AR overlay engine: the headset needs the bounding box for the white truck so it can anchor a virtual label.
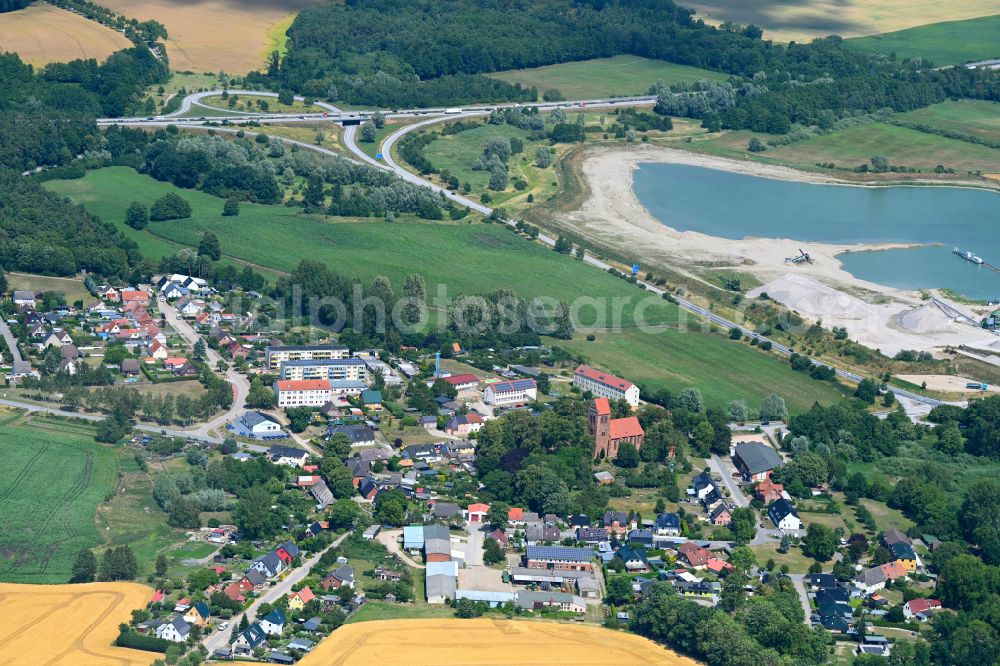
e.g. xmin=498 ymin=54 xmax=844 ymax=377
xmin=444 ymin=107 xmax=463 ymax=114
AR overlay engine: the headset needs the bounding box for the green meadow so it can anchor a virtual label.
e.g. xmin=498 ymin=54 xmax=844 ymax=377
xmin=0 ymin=413 xmax=117 ymax=583
xmin=47 ymin=166 xmax=846 ymax=411
xmin=846 ymin=14 xmax=1000 ymax=66
xmin=490 ymin=55 xmax=727 ymax=100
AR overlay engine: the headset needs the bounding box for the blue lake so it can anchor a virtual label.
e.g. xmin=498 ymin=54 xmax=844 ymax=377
xmin=632 ymin=163 xmax=1000 ymax=300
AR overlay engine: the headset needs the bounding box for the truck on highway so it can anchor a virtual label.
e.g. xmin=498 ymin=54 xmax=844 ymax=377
xmin=444 ymin=107 xmax=463 ymax=114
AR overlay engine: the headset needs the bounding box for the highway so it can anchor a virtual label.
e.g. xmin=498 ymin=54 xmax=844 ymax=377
xmin=98 ymin=90 xmax=947 ymax=408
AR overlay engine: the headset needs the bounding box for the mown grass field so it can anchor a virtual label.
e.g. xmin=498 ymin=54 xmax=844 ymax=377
xmin=693 ymin=122 xmax=1000 ymax=174
xmin=0 ymin=2 xmax=131 ymax=68
xmin=7 ymin=272 xmax=95 ymax=306
xmin=678 ymin=0 xmax=1000 ymax=43
xmin=0 ymin=412 xmax=117 ymax=584
xmin=554 ymin=327 xmax=845 ymax=413
xmin=846 ymin=14 xmax=1000 ymax=65
xmin=895 ymin=100 xmax=1000 ymax=143
xmin=489 ymin=55 xmax=727 ymax=100
xmin=44 ymin=167 xmax=678 ymax=325
xmin=93 ymin=0 xmax=321 ymax=73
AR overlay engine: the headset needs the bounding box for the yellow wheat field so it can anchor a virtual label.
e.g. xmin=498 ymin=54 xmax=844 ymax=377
xmin=0 ymin=3 xmax=131 ymax=68
xmin=682 ymin=0 xmax=1000 ymax=42
xmin=0 ymin=582 xmax=157 ymax=666
xmin=299 ymin=618 xmax=702 ymax=666
xmin=92 ymin=0 xmax=321 ymax=74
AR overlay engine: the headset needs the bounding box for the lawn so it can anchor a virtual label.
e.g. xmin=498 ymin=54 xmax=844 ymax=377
xmin=749 ymin=542 xmax=815 ymax=574
xmin=489 ymin=55 xmax=727 ymax=100
xmin=0 ymin=412 xmax=118 ymax=583
xmin=895 ymin=100 xmax=1000 ymax=144
xmin=345 ymin=600 xmax=455 ymax=624
xmin=554 ymin=327 xmax=846 ymax=413
xmin=6 ymin=272 xmax=95 ymax=306
xmin=846 ymin=14 xmax=1000 ymax=66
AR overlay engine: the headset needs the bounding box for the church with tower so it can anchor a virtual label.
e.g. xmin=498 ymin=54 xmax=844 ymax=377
xmin=588 ymin=397 xmax=644 ymax=460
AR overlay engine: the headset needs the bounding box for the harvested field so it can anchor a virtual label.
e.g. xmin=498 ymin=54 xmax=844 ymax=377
xmin=299 ymin=619 xmax=699 ymax=665
xmin=0 ymin=3 xmax=131 ymax=68
xmin=93 ymin=0 xmax=321 ymax=73
xmin=0 ymin=582 xmax=156 ymax=665
xmin=679 ymin=0 xmax=1000 ymax=42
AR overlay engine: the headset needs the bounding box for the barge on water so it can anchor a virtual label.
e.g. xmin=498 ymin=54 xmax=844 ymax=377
xmin=954 ymin=247 xmax=985 ymax=264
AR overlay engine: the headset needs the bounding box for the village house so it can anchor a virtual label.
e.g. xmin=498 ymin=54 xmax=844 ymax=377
xmin=320 ymin=565 xmax=355 ymax=591
xmin=754 ymin=477 xmax=785 ymax=503
xmin=655 ymin=512 xmax=681 ymax=537
xmin=677 ymin=542 xmax=713 ymax=569
xmin=903 ymin=598 xmax=942 ymax=621
xmin=233 ymin=623 xmax=268 ymax=656
xmin=690 ymin=470 xmax=721 ymax=504
xmin=889 ymin=541 xmax=919 ymax=572
xmin=602 ymin=510 xmax=630 ymax=535
xmin=768 ymin=498 xmax=802 ymax=531
xmin=442 ymin=373 xmax=479 ymax=392
xmin=156 ymin=617 xmax=191 ymax=643
xmin=268 ymin=444 xmax=309 ymax=467
xmin=710 ymin=503 xmax=733 ymax=526
xmin=287 ymin=587 xmax=316 ymax=610
xmin=516 ymin=591 xmax=587 ymax=614
xmin=444 ymin=412 xmax=484 ymax=437
xmin=182 ymin=601 xmax=210 ymax=627
xmin=259 ymin=608 xmax=287 ymax=636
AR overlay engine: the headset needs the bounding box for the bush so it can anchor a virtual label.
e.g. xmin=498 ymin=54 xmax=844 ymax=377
xmin=222 ymin=197 xmax=240 ymax=216
xmin=116 ymin=630 xmax=170 ymax=653
xmin=150 ymin=193 xmax=192 ymax=221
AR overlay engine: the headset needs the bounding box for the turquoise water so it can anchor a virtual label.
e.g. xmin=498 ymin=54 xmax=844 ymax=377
xmin=632 ymin=163 xmax=1000 ymax=300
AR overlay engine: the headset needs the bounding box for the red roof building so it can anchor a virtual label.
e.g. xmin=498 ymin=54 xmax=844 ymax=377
xmin=678 ymin=542 xmax=712 ymax=568
xmin=120 ymin=290 xmax=149 ymax=304
xmin=573 ymin=364 xmax=640 ymax=407
xmin=589 ymin=399 xmax=644 ymax=460
xmin=508 ymin=507 xmax=524 ymax=524
xmin=443 ymin=374 xmax=479 ymax=390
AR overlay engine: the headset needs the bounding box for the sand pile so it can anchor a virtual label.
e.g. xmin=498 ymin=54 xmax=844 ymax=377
xmin=749 ymin=273 xmax=872 ymax=320
xmin=896 ymin=302 xmax=956 ymax=334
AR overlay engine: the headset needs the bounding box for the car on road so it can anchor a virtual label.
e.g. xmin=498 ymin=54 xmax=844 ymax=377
xmin=218 ymin=622 xmax=229 ymax=631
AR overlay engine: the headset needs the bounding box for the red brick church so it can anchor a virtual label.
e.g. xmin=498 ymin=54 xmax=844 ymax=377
xmin=589 ymin=398 xmax=644 ymax=459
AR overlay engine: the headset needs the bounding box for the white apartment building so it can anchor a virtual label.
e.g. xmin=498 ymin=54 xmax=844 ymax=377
xmin=264 ymin=344 xmax=350 ymax=370
xmin=573 ymin=364 xmax=640 ymax=407
xmin=483 ymin=378 xmax=537 ymax=406
xmin=279 ymin=357 xmax=367 ymax=382
xmin=274 ymin=379 xmax=334 ymax=407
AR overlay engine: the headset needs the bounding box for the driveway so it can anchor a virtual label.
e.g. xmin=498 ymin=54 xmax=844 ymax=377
xmin=708 ymin=455 xmax=749 ymax=508
xmin=0 ymin=320 xmax=24 ymax=363
xmin=787 ymin=574 xmax=813 ymax=625
xmin=202 ymin=530 xmax=352 ymax=654
xmin=376 ymin=529 xmax=424 ymax=569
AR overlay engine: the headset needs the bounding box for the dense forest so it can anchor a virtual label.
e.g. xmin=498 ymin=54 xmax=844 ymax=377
xmin=0 ymin=170 xmax=141 ymax=277
xmin=257 ymin=0 xmax=1000 ymax=132
xmin=0 ymin=0 xmax=29 ymax=12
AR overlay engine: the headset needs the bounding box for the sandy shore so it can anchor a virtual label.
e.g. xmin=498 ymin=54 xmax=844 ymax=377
xmin=557 ymin=145 xmax=1000 ymax=356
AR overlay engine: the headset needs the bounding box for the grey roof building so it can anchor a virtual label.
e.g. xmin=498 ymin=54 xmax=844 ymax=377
xmin=733 ymin=442 xmax=783 ymax=480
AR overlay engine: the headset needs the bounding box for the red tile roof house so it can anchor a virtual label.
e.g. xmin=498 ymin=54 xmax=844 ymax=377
xmin=903 ymin=598 xmax=942 ymax=621
xmin=489 ymin=528 xmax=509 ymax=547
xmin=120 ymin=289 xmax=150 ymax=304
xmin=677 ymin=542 xmax=712 ymax=568
xmin=755 ymin=477 xmax=785 ymax=504
xmin=508 ymin=507 xmax=525 ymax=525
